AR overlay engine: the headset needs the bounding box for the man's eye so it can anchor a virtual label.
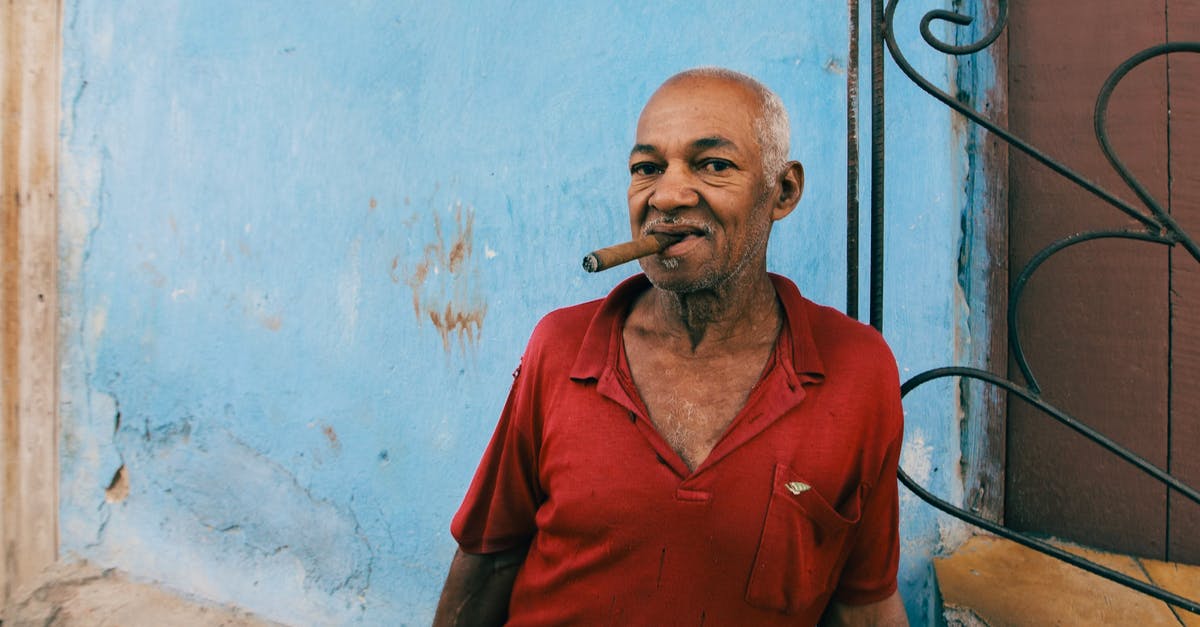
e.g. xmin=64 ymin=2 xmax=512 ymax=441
xmin=701 ymin=159 xmax=733 ymax=173
xmin=630 ymin=163 xmax=662 ymax=176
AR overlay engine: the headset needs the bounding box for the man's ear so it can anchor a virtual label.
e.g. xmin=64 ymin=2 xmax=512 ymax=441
xmin=771 ymin=161 xmax=804 ymax=221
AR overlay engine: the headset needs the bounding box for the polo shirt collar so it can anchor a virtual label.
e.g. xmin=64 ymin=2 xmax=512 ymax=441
xmin=568 ymin=273 xmax=826 ymax=382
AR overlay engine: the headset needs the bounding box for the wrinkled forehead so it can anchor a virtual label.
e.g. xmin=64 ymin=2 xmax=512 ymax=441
xmin=635 ymin=76 xmax=764 ymax=145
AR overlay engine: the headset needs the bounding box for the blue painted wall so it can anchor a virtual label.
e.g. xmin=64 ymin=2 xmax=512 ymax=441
xmin=58 ymin=1 xmax=989 ymax=624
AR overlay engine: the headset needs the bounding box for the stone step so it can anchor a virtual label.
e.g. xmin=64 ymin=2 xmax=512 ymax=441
xmin=935 ymin=534 xmax=1200 ymax=626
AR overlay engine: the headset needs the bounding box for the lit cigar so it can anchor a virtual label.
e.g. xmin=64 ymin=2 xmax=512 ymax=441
xmin=582 ymin=233 xmax=683 ymax=273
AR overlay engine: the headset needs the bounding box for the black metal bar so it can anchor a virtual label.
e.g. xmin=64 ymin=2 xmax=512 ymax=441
xmin=876 ymin=0 xmax=1200 ymax=615
xmin=847 ymin=0 xmax=861 ymax=319
xmin=881 ymin=0 xmax=1162 ymax=230
xmin=903 ymin=367 xmax=1200 ymax=506
xmin=1007 ymin=229 xmax=1175 ymax=393
xmin=899 ymin=367 xmax=1200 ymax=614
xmin=870 ymin=0 xmax=885 ymax=331
xmin=1094 ymin=42 xmax=1200 ymax=264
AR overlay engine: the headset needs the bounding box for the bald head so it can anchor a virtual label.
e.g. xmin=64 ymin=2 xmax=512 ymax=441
xmin=651 ymin=68 xmax=791 ymax=179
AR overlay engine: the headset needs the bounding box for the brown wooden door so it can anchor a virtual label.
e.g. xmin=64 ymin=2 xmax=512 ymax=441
xmin=1005 ymin=1 xmax=1200 ymax=563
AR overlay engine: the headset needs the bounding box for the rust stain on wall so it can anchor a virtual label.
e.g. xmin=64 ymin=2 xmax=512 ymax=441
xmin=388 ymin=256 xmax=401 ymax=284
xmin=428 ymin=305 xmax=486 ymax=355
xmin=260 ymin=314 xmax=283 ymax=331
xmin=400 ymin=202 xmax=487 ymax=354
xmin=405 ymin=258 xmax=429 ymax=319
xmin=322 ymin=425 xmax=340 ymax=452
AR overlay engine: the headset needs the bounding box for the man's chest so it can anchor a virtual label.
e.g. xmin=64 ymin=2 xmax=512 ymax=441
xmin=623 ymin=339 xmax=775 ymax=470
xmin=535 ymin=367 xmax=861 ymax=515
xmin=636 ymin=367 xmax=762 ymax=468
xmin=525 ymin=375 xmax=872 ymax=617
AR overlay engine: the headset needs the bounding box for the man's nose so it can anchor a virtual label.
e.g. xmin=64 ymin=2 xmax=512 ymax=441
xmin=649 ymin=165 xmax=699 ymax=212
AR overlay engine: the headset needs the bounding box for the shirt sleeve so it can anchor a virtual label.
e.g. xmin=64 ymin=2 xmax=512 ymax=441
xmin=831 ymin=368 xmax=903 ymax=605
xmin=450 ymin=350 xmax=545 ymax=555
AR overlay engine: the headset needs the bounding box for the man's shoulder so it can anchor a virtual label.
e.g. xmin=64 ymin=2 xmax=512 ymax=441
xmin=805 ymin=300 xmax=887 ymax=346
xmin=797 ymin=297 xmax=897 ymax=376
xmin=771 ymin=275 xmax=887 ymax=353
xmin=528 ymin=275 xmax=643 ymax=346
xmin=529 ymin=297 xmax=605 ymax=344
xmin=519 ymin=296 xmax=611 ymax=375
xmin=791 ymin=296 xmax=903 ymax=437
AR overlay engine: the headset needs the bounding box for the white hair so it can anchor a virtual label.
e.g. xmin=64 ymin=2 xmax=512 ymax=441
xmin=667 ymin=67 xmax=791 ymax=178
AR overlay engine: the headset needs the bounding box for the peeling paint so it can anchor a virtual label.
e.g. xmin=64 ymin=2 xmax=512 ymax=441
xmin=945 ymin=0 xmax=1007 ymax=528
xmin=938 ymin=514 xmax=970 ymax=553
xmin=169 ymin=281 xmax=196 ymax=302
xmin=104 ymin=465 xmax=128 ymax=503
xmin=86 ymin=304 xmax=107 ymax=351
xmin=112 ymin=423 xmax=373 ymax=600
xmin=901 ymin=429 xmax=935 ymax=494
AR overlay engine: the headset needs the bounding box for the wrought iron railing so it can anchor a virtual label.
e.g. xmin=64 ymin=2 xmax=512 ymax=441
xmin=851 ymin=0 xmax=1200 ymax=614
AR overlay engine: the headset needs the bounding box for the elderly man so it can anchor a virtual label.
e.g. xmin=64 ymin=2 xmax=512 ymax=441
xmin=435 ymin=68 xmax=907 ymax=626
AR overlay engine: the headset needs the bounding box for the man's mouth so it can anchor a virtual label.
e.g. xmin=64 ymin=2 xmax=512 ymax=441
xmin=646 ymin=225 xmax=709 ymax=257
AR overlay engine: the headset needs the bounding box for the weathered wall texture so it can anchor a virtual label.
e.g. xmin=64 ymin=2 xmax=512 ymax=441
xmin=1 ymin=0 xmax=61 ymax=606
xmin=56 ymin=1 xmax=990 ymax=623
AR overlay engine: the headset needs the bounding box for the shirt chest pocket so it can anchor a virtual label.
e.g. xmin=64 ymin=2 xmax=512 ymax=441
xmin=745 ymin=463 xmax=864 ymax=615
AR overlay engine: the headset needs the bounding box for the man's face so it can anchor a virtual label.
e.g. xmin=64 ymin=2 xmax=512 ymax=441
xmin=627 ymin=77 xmax=777 ymax=293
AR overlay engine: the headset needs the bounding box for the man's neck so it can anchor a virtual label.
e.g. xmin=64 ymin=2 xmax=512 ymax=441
xmin=640 ymin=271 xmax=781 ymax=354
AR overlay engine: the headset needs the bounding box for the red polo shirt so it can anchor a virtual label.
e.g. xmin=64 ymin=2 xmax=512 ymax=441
xmin=452 ymin=274 xmax=902 ymax=625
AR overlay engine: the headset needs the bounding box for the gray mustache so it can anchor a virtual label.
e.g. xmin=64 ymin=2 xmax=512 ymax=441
xmin=641 ymin=217 xmax=714 ymax=237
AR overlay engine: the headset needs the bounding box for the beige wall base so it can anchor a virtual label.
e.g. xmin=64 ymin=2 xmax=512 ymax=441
xmin=936 ymin=534 xmax=1200 ymax=626
xmin=4 ymin=561 xmax=286 ymax=627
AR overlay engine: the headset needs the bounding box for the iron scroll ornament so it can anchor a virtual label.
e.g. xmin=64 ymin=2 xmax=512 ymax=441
xmin=878 ymin=0 xmax=1200 ymax=614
